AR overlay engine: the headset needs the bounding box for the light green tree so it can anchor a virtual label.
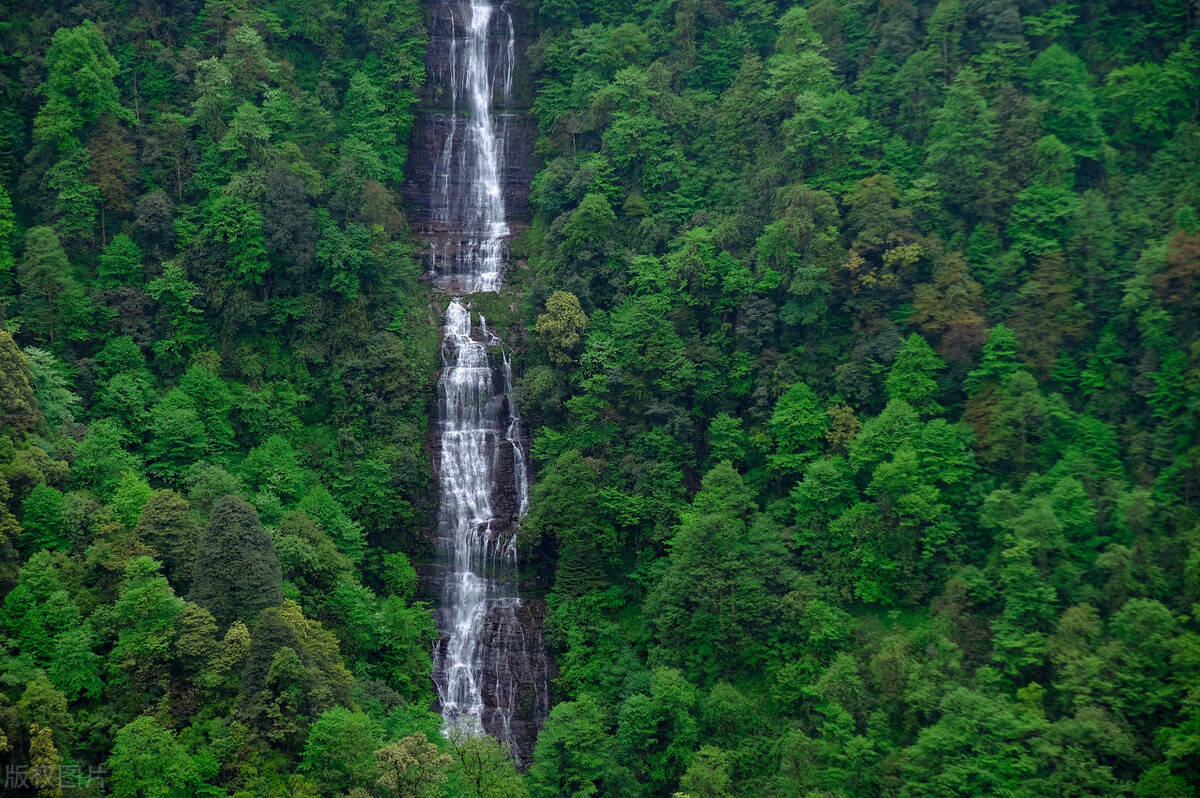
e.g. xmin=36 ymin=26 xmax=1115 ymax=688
xmin=886 ymin=333 xmax=945 ymax=416
xmin=108 ymin=716 xmax=201 ymax=798
xmin=374 ymin=732 xmax=452 ymax=798
xmin=767 ymin=381 xmax=828 ymax=479
xmin=97 ymin=233 xmax=143 ymax=287
xmin=300 ymin=708 xmax=383 ymax=794
xmin=536 ymin=291 xmax=588 ymax=364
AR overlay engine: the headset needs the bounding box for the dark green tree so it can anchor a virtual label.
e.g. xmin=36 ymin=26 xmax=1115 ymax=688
xmin=133 ymin=490 xmax=200 ymax=592
xmin=16 ymin=227 xmax=85 ymax=344
xmin=924 ymin=69 xmax=997 ymax=213
xmin=0 ymin=330 xmax=39 ymax=438
xmin=191 ymin=495 xmax=283 ymax=627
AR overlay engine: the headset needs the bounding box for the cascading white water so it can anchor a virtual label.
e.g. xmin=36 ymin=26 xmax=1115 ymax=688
xmin=434 ymin=300 xmax=527 ymax=734
xmin=426 ymin=0 xmax=547 ymax=758
xmin=428 ymin=1 xmax=514 ymax=293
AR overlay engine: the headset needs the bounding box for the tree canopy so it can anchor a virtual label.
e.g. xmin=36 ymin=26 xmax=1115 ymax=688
xmin=0 ymin=1 xmax=1198 ymax=796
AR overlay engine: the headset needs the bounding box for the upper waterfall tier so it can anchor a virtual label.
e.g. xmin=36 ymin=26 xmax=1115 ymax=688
xmin=406 ymin=0 xmax=535 ymax=293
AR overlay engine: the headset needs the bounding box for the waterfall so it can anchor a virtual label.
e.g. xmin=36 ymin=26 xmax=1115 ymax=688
xmin=420 ymin=0 xmax=549 ymax=761
xmin=434 ymin=301 xmax=529 ymax=736
xmin=427 ymin=1 xmax=512 ymax=294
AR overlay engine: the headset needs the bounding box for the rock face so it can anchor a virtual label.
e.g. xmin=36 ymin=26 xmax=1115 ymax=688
xmin=404 ymin=0 xmax=536 ymax=292
xmin=406 ymin=112 xmax=536 ymax=224
xmin=407 ymin=0 xmax=550 ymax=766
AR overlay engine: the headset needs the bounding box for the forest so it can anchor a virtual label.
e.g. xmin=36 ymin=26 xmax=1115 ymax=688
xmin=0 ymin=0 xmax=1198 ymax=796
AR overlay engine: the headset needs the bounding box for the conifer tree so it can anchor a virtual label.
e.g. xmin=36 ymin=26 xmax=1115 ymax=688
xmin=191 ymin=495 xmax=282 ymax=627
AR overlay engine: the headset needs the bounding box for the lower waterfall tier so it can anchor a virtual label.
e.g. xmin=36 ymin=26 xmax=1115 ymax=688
xmin=429 ymin=583 xmax=551 ymax=762
xmin=428 ymin=300 xmax=549 ymax=764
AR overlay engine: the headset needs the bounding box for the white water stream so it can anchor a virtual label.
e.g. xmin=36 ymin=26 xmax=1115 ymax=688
xmin=427 ymin=1 xmax=545 ymax=754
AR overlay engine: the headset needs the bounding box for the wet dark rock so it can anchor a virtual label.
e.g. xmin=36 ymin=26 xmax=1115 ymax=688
xmin=405 ymin=0 xmax=536 ymax=278
xmin=406 ymin=111 xmax=537 ymax=224
xmin=407 ymin=0 xmax=549 ymax=767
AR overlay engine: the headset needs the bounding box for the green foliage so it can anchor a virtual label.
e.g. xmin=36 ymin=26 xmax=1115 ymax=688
xmin=32 ymin=21 xmax=122 ymax=151
xmin=46 ymin=143 xmax=101 ymax=244
xmin=2 ymin=552 xmax=80 ymax=665
xmin=202 ymin=193 xmax=270 ymax=286
xmin=235 ymin=600 xmax=353 ymax=745
xmin=134 ymin=490 xmax=199 ymax=591
xmin=0 ymin=2 xmax=434 ymax=792
xmin=886 ymin=333 xmax=945 ymax=416
xmin=382 ymin=550 xmax=418 ymax=602
xmin=527 ymin=694 xmax=611 ymax=798
xmin=516 ymin=2 xmax=1200 ymax=794
xmin=536 ymin=291 xmax=588 ymax=364
xmin=768 ymin=381 xmax=828 ymax=479
xmin=1104 ymin=42 xmax=1200 ymax=148
xmin=300 ymin=707 xmax=382 ymax=793
xmin=924 ymin=69 xmax=997 ymax=213
xmin=28 ymin=722 xmax=63 ymax=796
xmin=97 ymin=234 xmax=143 ymax=287
xmin=0 ymin=0 xmax=1197 ymax=794
xmin=108 ymin=716 xmax=202 ymax=798
xmin=679 ymin=745 xmax=733 ymax=798
xmin=446 ymin=727 xmax=528 ymax=798
xmin=0 ymin=185 xmax=13 ymax=285
xmin=374 ymin=732 xmax=451 ymax=798
xmin=900 ymin=687 xmax=1050 ymax=796
xmin=15 ymin=227 xmax=87 ymax=344
xmin=0 ymin=330 xmax=39 ymax=438
xmin=21 ymin=346 xmax=79 ymax=429
xmin=71 ymin=418 xmax=142 ymax=500
xmin=966 ymin=324 xmax=1022 ymax=393
xmin=522 ymin=450 xmax=616 ymax=596
xmin=648 ymin=463 xmax=784 ymax=680
xmin=145 ymin=262 xmax=205 ymax=357
xmin=145 ymin=391 xmax=208 ymax=482
xmin=110 ymin=471 xmax=153 ymax=529
xmin=48 ymin=622 xmax=102 ymax=701
xmin=108 ymin=554 xmax=183 ymax=705
xmin=1029 ymin=45 xmax=1103 ymax=159
xmin=18 ymin=673 xmax=72 ymax=752
xmin=616 ymin=668 xmax=700 ymax=794
xmin=20 ymin=484 xmax=66 ymax=551
xmin=242 ymin=435 xmax=308 ymax=504
xmin=178 ymin=363 xmax=234 ymax=454
xmin=298 ymin=486 xmax=365 ymax=564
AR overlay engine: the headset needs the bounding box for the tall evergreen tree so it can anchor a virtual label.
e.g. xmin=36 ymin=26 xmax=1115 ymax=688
xmin=191 ymin=495 xmax=282 ymax=627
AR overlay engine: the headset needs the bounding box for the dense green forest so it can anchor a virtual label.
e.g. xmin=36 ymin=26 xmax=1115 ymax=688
xmin=0 ymin=0 xmax=1199 ymax=796
xmin=0 ymin=0 xmax=479 ymax=795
